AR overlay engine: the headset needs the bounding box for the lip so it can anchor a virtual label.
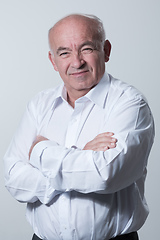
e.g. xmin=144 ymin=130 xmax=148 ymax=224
xmin=69 ymin=70 xmax=89 ymax=76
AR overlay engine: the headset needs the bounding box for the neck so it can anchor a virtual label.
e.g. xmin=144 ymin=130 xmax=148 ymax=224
xmin=67 ymin=89 xmax=90 ymax=108
xmin=67 ymin=96 xmax=75 ymax=108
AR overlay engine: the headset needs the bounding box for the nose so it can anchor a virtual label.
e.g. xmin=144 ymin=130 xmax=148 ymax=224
xmin=71 ymin=53 xmax=85 ymax=69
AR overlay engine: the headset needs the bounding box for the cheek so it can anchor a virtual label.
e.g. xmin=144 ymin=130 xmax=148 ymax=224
xmin=87 ymin=54 xmax=103 ymax=69
xmin=96 ymin=56 xmax=105 ymax=71
xmin=55 ymin=61 xmax=68 ymax=75
xmin=90 ymin=59 xmax=102 ymax=74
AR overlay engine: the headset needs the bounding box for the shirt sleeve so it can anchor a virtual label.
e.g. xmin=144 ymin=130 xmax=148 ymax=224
xmin=29 ymin=95 xmax=155 ymax=194
xmin=4 ymin=99 xmax=61 ymax=204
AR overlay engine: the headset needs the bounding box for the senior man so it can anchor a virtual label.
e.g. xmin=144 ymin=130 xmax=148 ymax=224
xmin=4 ymin=14 xmax=154 ymax=240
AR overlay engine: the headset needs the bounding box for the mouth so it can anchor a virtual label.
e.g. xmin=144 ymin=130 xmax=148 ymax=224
xmin=69 ymin=70 xmax=89 ymax=77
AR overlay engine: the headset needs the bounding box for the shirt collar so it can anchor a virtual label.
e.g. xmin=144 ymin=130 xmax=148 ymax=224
xmin=85 ymin=72 xmax=110 ymax=108
xmin=51 ymin=83 xmax=65 ymax=111
xmin=52 ymin=72 xmax=110 ymax=109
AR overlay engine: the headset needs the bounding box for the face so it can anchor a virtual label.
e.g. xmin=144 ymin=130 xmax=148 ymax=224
xmin=49 ymin=17 xmax=110 ymax=102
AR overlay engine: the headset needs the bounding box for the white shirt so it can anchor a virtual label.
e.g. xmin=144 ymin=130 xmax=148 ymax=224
xmin=4 ymin=73 xmax=154 ymax=240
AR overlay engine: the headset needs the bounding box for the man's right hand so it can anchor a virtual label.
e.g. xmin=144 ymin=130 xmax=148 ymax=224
xmin=29 ymin=135 xmax=49 ymax=159
xmin=83 ymin=132 xmax=117 ymax=151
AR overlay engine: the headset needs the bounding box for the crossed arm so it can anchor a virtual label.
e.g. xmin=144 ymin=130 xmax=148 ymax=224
xmin=29 ymin=132 xmax=117 ymax=159
xmin=4 ymin=93 xmax=154 ymax=204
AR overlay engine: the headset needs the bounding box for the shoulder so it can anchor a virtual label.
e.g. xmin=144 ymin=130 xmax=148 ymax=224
xmin=27 ymin=84 xmax=62 ymax=113
xmin=103 ymin=74 xmax=150 ymax=119
xmin=33 ymin=86 xmax=60 ymax=102
xmin=108 ymin=74 xmax=146 ymax=103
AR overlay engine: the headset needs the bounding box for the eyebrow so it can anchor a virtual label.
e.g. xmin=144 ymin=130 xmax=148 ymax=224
xmin=80 ymin=41 xmax=96 ymax=49
xmin=56 ymin=47 xmax=71 ymax=55
xmin=56 ymin=41 xmax=96 ymax=55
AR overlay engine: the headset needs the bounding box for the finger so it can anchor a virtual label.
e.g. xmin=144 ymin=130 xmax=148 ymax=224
xmin=108 ymin=142 xmax=117 ymax=148
xmin=111 ymin=138 xmax=117 ymax=143
xmin=93 ymin=141 xmax=115 ymax=150
xmin=94 ymin=137 xmax=117 ymax=147
xmin=103 ymin=146 xmax=110 ymax=151
xmin=95 ymin=133 xmax=117 ymax=142
xmin=95 ymin=132 xmax=114 ymax=139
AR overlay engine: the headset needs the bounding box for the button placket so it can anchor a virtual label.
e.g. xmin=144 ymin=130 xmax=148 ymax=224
xmin=59 ymin=192 xmax=73 ymax=240
xmin=65 ymin=102 xmax=83 ymax=148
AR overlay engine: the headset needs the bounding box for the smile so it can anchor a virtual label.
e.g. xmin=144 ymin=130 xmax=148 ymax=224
xmin=69 ymin=70 xmax=89 ymax=77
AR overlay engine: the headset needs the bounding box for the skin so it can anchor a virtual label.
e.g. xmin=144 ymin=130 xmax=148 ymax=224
xmin=29 ymin=15 xmax=116 ymax=157
xmin=29 ymin=133 xmax=117 ymax=159
xmin=83 ymin=132 xmax=117 ymax=151
xmin=48 ymin=15 xmax=111 ymax=108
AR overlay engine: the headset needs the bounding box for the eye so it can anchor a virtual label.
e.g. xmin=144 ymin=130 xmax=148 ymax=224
xmin=59 ymin=52 xmax=70 ymax=58
xmin=82 ymin=47 xmax=94 ymax=54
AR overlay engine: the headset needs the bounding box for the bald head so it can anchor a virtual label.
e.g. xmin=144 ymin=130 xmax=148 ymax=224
xmin=48 ymin=14 xmax=106 ymax=51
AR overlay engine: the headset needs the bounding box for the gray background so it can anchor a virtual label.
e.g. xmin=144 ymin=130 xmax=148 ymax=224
xmin=0 ymin=0 xmax=159 ymax=239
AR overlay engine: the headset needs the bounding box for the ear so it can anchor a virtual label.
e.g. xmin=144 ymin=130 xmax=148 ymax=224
xmin=104 ymin=40 xmax=111 ymax=62
xmin=48 ymin=51 xmax=58 ymax=71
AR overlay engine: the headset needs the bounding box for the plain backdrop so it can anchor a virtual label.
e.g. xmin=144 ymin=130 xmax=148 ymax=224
xmin=0 ymin=1 xmax=159 ymax=239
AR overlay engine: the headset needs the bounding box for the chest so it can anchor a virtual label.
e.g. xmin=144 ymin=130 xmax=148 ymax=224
xmin=38 ymin=101 xmax=107 ymax=149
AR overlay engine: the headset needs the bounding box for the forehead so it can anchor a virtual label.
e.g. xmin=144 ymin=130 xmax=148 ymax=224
xmin=50 ymin=17 xmax=96 ymax=50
